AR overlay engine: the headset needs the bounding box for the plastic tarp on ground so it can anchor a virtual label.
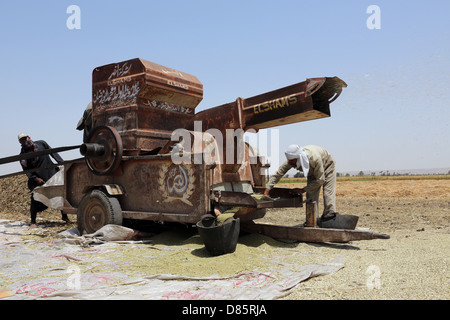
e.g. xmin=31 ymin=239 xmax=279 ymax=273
xmin=0 ymin=221 xmax=344 ymax=300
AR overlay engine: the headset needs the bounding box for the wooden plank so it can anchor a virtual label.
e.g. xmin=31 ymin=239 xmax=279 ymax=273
xmin=305 ymin=200 xmax=318 ymax=227
xmin=241 ymin=222 xmax=390 ymax=243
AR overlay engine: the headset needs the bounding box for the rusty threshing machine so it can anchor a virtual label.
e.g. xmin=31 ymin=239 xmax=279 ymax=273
xmin=3 ymin=58 xmax=389 ymax=243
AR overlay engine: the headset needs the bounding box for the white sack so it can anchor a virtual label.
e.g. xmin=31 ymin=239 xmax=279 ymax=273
xmin=33 ymin=168 xmax=65 ymax=210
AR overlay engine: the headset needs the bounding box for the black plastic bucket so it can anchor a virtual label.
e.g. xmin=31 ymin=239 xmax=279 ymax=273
xmin=196 ymin=217 xmax=240 ymax=256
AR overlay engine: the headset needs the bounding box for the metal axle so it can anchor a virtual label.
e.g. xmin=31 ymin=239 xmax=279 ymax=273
xmin=80 ymin=143 xmax=106 ymax=158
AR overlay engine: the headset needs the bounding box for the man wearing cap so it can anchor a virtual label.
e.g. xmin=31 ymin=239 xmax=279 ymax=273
xmin=264 ymin=144 xmax=342 ymax=227
xmin=18 ymin=133 xmax=70 ymax=227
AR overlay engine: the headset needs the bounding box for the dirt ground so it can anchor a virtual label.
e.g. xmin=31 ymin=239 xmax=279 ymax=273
xmin=1 ymin=175 xmax=449 ymax=300
xmin=264 ymin=178 xmax=450 ymax=299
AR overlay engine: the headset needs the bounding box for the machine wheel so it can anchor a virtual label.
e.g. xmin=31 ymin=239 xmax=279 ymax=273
xmin=77 ymin=189 xmax=123 ymax=234
xmin=84 ymin=126 xmax=123 ymax=176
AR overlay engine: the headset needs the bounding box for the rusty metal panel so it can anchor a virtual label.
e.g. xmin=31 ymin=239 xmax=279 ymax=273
xmin=64 ymin=157 xmax=210 ymax=223
xmin=186 ymin=101 xmax=241 ymax=132
xmin=240 ymin=77 xmax=347 ymax=130
xmin=92 ymin=58 xmax=203 ymax=154
xmin=121 ymin=159 xmax=208 ymax=215
xmin=139 ymin=59 xmax=203 ymax=107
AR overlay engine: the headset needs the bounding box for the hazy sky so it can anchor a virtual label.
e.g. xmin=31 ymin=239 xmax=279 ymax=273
xmin=0 ymin=0 xmax=448 ymax=176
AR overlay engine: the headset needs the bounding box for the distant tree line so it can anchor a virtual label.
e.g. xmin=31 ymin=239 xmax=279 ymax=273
xmin=280 ymin=170 xmax=450 ymax=178
xmin=335 ymin=170 xmax=450 ymax=177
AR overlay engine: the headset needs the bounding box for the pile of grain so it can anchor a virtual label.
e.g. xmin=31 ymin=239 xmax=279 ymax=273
xmin=0 ymin=175 xmax=76 ymax=233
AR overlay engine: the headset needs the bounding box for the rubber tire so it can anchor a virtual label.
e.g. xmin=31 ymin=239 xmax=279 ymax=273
xmin=77 ymin=189 xmax=123 ymax=234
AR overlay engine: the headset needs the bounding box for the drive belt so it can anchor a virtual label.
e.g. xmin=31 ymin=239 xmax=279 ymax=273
xmin=0 ymin=158 xmax=84 ymax=180
xmin=0 ymin=145 xmax=81 ymax=165
xmin=0 ymin=144 xmax=83 ymax=179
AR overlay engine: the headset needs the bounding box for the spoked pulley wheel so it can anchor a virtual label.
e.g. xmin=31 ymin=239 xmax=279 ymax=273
xmin=81 ymin=126 xmax=123 ymax=176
